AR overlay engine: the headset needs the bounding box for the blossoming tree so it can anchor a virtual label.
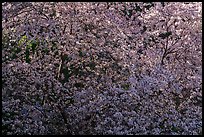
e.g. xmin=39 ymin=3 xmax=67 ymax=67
xmin=2 ymin=2 xmax=202 ymax=135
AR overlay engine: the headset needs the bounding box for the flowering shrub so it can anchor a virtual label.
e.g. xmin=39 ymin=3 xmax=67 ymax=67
xmin=2 ymin=2 xmax=202 ymax=135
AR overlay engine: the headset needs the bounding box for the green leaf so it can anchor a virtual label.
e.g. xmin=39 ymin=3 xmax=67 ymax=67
xmin=43 ymin=47 xmax=49 ymax=54
xmin=25 ymin=48 xmax=31 ymax=63
xmin=25 ymin=40 xmax=38 ymax=55
xmin=31 ymin=42 xmax=37 ymax=53
xmin=26 ymin=40 xmax=33 ymax=49
xmin=121 ymin=83 xmax=131 ymax=90
xmin=18 ymin=35 xmax=27 ymax=46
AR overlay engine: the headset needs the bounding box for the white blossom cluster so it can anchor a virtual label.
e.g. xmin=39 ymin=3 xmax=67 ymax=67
xmin=2 ymin=2 xmax=202 ymax=135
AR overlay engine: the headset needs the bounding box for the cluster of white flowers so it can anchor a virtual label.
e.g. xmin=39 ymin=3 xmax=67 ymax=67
xmin=2 ymin=2 xmax=202 ymax=135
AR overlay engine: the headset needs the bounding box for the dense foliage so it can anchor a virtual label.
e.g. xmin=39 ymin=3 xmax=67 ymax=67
xmin=2 ymin=2 xmax=202 ymax=135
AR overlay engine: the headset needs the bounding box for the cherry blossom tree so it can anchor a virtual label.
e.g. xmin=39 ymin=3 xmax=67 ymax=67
xmin=2 ymin=2 xmax=202 ymax=135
